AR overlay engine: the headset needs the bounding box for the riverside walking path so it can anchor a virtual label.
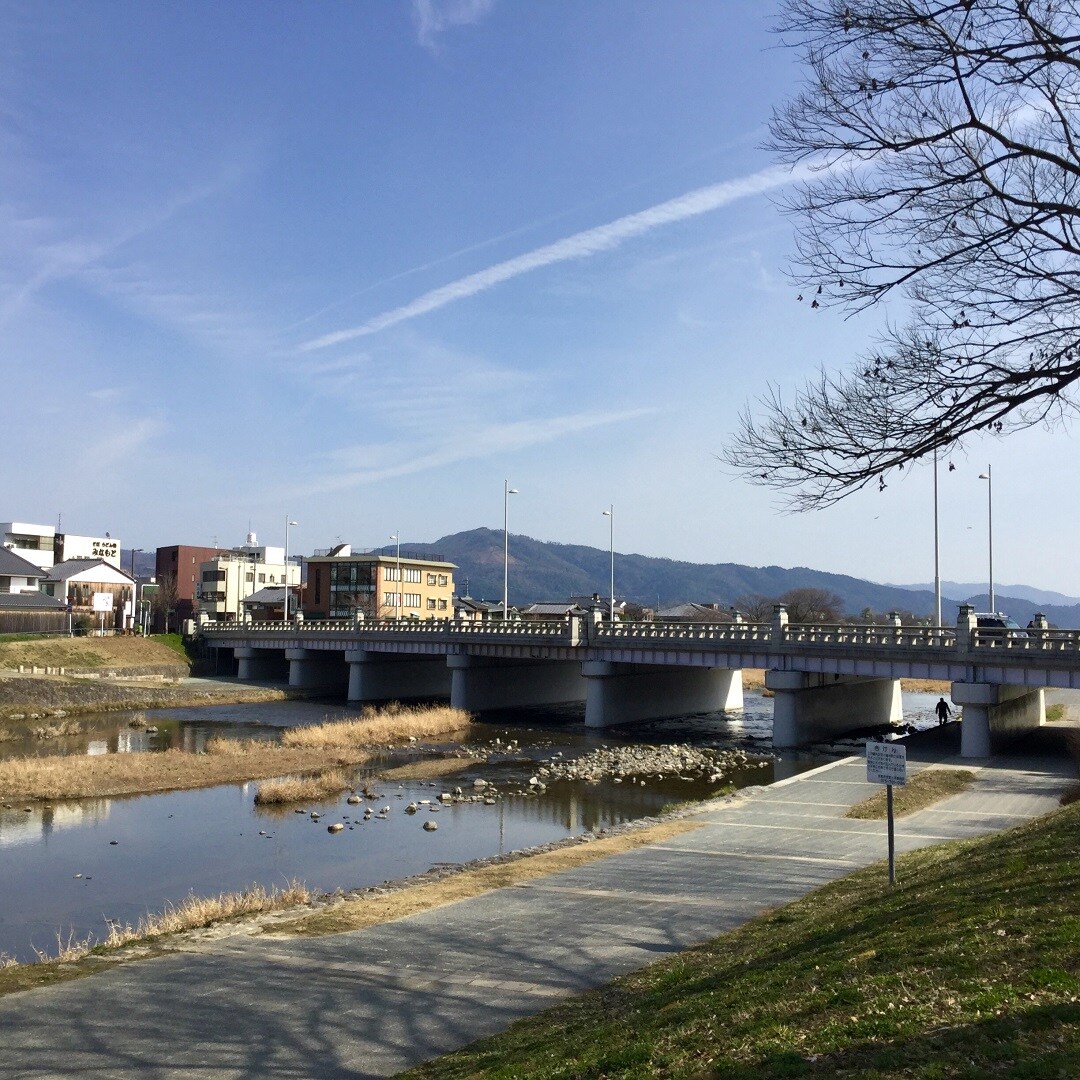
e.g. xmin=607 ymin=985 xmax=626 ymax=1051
xmin=0 ymin=724 xmax=1072 ymax=1080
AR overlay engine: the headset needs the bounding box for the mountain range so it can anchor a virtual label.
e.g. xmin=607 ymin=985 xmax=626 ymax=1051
xmin=387 ymin=528 xmax=1080 ymax=627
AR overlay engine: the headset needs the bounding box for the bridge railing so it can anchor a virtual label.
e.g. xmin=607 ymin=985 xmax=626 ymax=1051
xmin=972 ymin=627 xmax=1080 ymax=653
xmin=781 ymin=623 xmax=956 ymax=648
xmin=200 ymin=618 xmax=574 ymax=639
xmin=591 ymin=620 xmax=772 ymax=643
xmin=199 ymin=617 xmax=1080 ymax=659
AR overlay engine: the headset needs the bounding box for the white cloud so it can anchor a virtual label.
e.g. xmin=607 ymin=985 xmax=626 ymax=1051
xmin=301 ymin=162 xmax=814 ymax=351
xmin=413 ymin=0 xmax=496 ymax=50
xmin=299 ymin=406 xmax=655 ymax=496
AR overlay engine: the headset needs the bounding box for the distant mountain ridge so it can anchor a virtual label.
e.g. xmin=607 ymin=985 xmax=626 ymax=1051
xmin=385 ymin=529 xmax=1080 ymax=628
xmin=368 ymin=529 xmax=1055 ymax=627
xmin=891 ymin=580 xmax=1080 ymax=608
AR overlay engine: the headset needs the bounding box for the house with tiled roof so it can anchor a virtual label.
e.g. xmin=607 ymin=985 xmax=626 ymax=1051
xmin=0 ymin=547 xmax=66 ymax=632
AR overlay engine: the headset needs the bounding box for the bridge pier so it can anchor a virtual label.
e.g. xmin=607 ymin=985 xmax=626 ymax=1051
xmin=768 ymin=671 xmax=902 ymax=747
xmin=285 ymin=649 xmax=347 ymax=691
xmin=951 ymin=682 xmax=1045 ymax=758
xmin=233 ymin=647 xmax=287 ymax=682
xmin=448 ymin=654 xmax=585 ymax=711
xmin=582 ymin=661 xmax=742 ymax=728
xmin=346 ymin=649 xmax=453 ymax=702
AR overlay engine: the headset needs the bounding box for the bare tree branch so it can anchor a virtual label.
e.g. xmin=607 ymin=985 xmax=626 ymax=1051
xmin=725 ymin=1 xmax=1080 ymax=505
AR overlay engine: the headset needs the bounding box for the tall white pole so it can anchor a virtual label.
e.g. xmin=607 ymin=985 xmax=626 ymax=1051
xmin=283 ymin=518 xmax=298 ymax=623
xmin=933 ymin=448 xmax=941 ymax=628
xmin=979 ymin=466 xmax=995 ymax=611
xmin=390 ymin=533 xmax=401 ymax=619
xmin=503 ymin=480 xmax=518 ymax=620
xmin=603 ymin=505 xmax=614 ymax=622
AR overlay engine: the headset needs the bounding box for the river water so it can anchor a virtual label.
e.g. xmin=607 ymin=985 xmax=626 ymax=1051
xmin=0 ymin=690 xmax=943 ymax=963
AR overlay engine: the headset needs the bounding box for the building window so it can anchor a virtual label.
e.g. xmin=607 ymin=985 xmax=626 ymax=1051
xmin=384 ymin=567 xmax=399 ymax=582
xmin=427 ymin=574 xmax=437 ymax=585
xmin=404 ymin=567 xmax=421 ymax=583
xmin=259 ymin=574 xmax=266 ymax=583
xmin=438 ymin=574 xmax=448 ymax=586
xmin=427 ymin=598 xmax=436 ymax=609
xmin=245 ymin=573 xmax=254 ymax=583
xmin=404 ymin=592 xmax=421 ymax=608
xmin=438 ymin=599 xmax=447 ymax=610
xmin=383 ymin=591 xmax=399 ymax=608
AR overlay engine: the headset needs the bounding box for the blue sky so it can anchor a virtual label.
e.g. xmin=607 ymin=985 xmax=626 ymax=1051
xmin=3 ymin=0 xmax=1076 ymax=596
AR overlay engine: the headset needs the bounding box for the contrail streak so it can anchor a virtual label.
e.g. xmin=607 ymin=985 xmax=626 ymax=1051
xmin=300 ymin=162 xmax=811 ymax=351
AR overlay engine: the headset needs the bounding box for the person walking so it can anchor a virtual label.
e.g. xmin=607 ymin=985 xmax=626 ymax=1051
xmin=935 ymin=697 xmax=952 ymax=725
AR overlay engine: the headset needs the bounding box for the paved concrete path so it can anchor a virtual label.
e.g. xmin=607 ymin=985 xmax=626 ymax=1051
xmin=0 ymin=725 xmax=1072 ymax=1079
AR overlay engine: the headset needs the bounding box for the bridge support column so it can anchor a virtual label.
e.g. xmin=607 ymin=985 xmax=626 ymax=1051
xmin=285 ymin=649 xmax=347 ymax=691
xmin=582 ymin=661 xmax=742 ymax=729
xmin=233 ymin=647 xmax=286 ymax=682
xmin=768 ymin=671 xmax=902 ymax=747
xmin=951 ymin=682 xmax=1045 ymax=758
xmin=448 ymin=655 xmax=585 ymax=711
xmin=345 ymin=649 xmax=452 ymax=702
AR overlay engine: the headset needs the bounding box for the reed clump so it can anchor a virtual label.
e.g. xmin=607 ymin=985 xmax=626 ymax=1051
xmin=15 ymin=880 xmax=313 ymax=969
xmin=254 ymin=770 xmax=350 ymax=805
xmin=281 ymin=702 xmax=471 ymax=749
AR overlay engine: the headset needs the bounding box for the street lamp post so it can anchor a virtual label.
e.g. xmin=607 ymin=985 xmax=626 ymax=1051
xmin=283 ymin=518 xmax=298 ymax=623
xmin=503 ymin=480 xmax=518 ymax=620
xmin=390 ymin=533 xmax=401 ymax=619
xmin=128 ymin=547 xmax=143 ymax=633
xmin=602 ymin=505 xmax=614 ymax=622
xmin=978 ymin=467 xmax=995 ymax=612
xmin=932 ymin=449 xmax=941 ymax=628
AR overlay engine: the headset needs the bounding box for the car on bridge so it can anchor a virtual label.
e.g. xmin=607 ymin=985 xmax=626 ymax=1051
xmin=975 ymin=612 xmax=1030 ymax=639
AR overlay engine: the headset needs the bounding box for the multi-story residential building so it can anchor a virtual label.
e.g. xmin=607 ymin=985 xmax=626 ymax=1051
xmin=305 ymin=544 xmax=455 ymax=621
xmin=198 ymin=537 xmax=301 ymax=622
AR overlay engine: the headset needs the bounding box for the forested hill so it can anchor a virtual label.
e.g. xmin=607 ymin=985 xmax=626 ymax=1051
xmin=393 ymin=529 xmax=943 ymax=617
xmin=389 ymin=528 xmax=1080 ymax=626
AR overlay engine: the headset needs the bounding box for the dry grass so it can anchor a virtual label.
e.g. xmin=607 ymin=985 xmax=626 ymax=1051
xmin=0 ymin=744 xmax=372 ymax=801
xmin=0 ymin=636 xmax=188 ymax=673
xmin=15 ymin=880 xmax=313 ymax=971
xmin=254 ymin=770 xmax=351 ymax=805
xmin=900 ymin=676 xmax=950 ymax=693
xmin=32 ymin=720 xmax=83 ymax=739
xmin=0 ymin=702 xmax=468 ymax=801
xmin=846 ymin=767 xmax=976 ymax=819
xmin=281 ymin=702 xmax=472 ymax=748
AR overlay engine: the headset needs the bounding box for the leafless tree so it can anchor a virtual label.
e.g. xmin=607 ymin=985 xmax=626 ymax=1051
xmin=734 ymin=593 xmax=777 ymax=622
xmin=726 ymin=1 xmax=1080 ymax=506
xmin=151 ymin=572 xmax=180 ymax=633
xmin=778 ymin=586 xmax=846 ymax=622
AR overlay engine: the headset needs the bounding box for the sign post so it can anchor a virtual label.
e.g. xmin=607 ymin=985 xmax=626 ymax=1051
xmin=866 ymin=740 xmax=907 ymax=885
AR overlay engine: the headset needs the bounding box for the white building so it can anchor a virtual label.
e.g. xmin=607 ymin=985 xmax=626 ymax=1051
xmin=1 ymin=521 xmax=122 ymax=571
xmin=1 ymin=521 xmax=56 ymax=570
xmin=198 ymin=535 xmax=301 ymax=622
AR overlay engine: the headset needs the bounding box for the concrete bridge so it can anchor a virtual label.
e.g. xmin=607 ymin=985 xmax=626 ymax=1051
xmin=198 ymin=604 xmax=1080 ymax=758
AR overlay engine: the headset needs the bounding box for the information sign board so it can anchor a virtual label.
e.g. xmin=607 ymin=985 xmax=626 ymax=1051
xmin=866 ymin=741 xmax=907 ymax=786
xmin=91 ymin=592 xmax=115 ymax=613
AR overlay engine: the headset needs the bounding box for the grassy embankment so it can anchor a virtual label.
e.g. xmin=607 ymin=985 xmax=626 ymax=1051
xmin=0 ymin=634 xmax=294 ymax=719
xmin=0 ymin=703 xmax=472 ymax=802
xmin=401 ymin=800 xmax=1080 ymax=1080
